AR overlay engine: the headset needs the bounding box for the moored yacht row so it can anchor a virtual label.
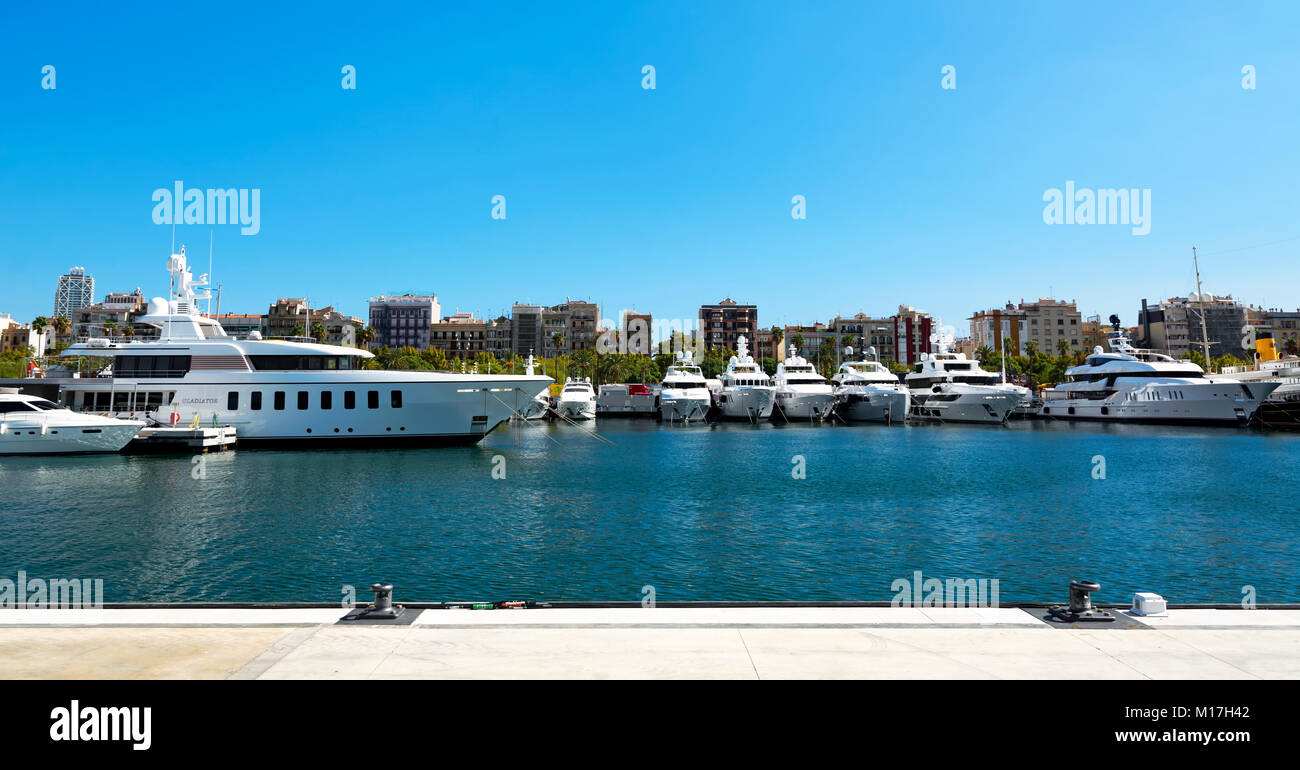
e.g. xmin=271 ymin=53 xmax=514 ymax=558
xmin=3 ymin=252 xmax=1293 ymax=457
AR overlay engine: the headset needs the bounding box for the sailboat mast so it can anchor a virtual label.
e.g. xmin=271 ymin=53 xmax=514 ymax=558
xmin=1192 ymin=246 xmax=1213 ymax=369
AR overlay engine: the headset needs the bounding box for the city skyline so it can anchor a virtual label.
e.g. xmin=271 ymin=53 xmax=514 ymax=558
xmin=3 ymin=2 xmax=1299 ymax=329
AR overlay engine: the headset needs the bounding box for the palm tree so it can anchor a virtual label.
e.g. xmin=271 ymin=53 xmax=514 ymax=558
xmin=32 ymin=316 xmax=49 ymax=335
xmin=791 ymin=333 xmax=805 ymax=356
xmin=1024 ymin=340 xmax=1039 ymax=360
xmin=310 ymin=322 xmax=326 ymax=343
xmin=1057 ymin=339 xmax=1070 ymax=357
xmin=551 ymin=332 xmax=565 ymax=354
xmin=52 ymin=316 xmax=71 ymax=341
xmin=102 ymin=321 xmax=117 ymax=339
xmin=975 ymin=345 xmax=994 ymax=362
xmin=1285 ymin=334 xmax=1300 ymax=357
xmin=120 ymin=325 xmax=134 ymax=340
xmin=355 ymin=326 xmax=376 ymax=349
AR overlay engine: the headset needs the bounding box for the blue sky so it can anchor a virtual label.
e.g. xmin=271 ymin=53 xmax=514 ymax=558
xmin=2 ymin=1 xmax=1298 ymax=335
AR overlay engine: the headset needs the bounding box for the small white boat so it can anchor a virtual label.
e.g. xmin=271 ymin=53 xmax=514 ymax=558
xmin=658 ymin=350 xmax=711 ymax=422
xmin=772 ymin=345 xmax=836 ymax=421
xmin=555 ymin=378 xmax=597 ymax=420
xmin=831 ymin=346 xmax=909 ymax=423
xmin=0 ymin=390 xmax=144 ymax=455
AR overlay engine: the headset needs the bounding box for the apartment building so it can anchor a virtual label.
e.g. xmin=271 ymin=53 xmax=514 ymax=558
xmin=699 ymin=299 xmax=757 ymax=351
xmin=368 ymin=294 xmax=440 ymax=350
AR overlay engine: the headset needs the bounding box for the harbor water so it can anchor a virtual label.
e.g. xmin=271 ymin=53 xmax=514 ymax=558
xmin=1 ymin=420 xmax=1297 ymax=604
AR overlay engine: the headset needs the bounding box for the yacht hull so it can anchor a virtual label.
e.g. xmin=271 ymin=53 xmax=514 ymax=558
xmin=773 ymin=392 xmax=836 ymax=421
xmin=715 ymin=388 xmax=775 ymax=421
xmin=0 ymin=421 xmax=142 ymax=455
xmin=556 ymin=399 xmax=596 ymax=420
xmin=1040 ymin=381 xmax=1277 ymax=425
xmin=911 ymin=392 xmax=1021 ymax=424
xmin=659 ymin=396 xmax=710 ymax=422
xmin=60 ymin=373 xmax=554 ymax=446
xmin=836 ymin=389 xmax=910 ymax=423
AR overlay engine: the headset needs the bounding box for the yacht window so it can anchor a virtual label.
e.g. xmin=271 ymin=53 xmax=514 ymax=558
xmin=27 ymin=398 xmax=59 ymax=410
xmin=391 ymin=390 xmax=403 ymax=408
xmin=248 ymin=355 xmax=357 ymax=371
xmin=321 ymin=391 xmax=332 ymax=410
xmin=297 ymin=391 xmax=309 ymax=410
xmin=114 ymin=355 xmax=191 ymax=378
xmin=368 ymin=390 xmax=379 ymax=409
xmin=274 ymin=391 xmax=286 ymax=410
xmin=227 ymin=392 xmax=239 ymax=410
xmin=344 ymin=391 xmax=355 ymax=410
xmin=251 ymin=392 xmax=262 ymax=411
xmin=0 ymin=402 xmax=38 ymax=413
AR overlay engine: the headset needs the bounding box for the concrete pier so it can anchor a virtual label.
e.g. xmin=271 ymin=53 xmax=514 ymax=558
xmin=1 ymin=607 xmax=1296 ymax=679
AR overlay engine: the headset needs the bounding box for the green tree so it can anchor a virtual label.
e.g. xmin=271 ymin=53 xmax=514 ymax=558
xmin=356 ymin=326 xmax=376 ymax=349
xmin=1180 ymin=350 xmax=1208 ymax=370
xmin=52 ymin=315 xmax=71 ymax=341
xmin=310 ymin=322 xmax=326 ymax=343
xmin=1057 ymin=339 xmax=1070 ymax=357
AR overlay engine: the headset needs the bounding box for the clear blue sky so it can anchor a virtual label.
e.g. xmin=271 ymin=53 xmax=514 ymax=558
xmin=2 ymin=1 xmax=1298 ymax=334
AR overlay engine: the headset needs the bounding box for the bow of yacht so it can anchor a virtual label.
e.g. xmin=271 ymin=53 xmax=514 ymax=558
xmin=831 ymin=347 xmax=909 ymax=423
xmin=715 ymin=336 xmax=774 ymax=422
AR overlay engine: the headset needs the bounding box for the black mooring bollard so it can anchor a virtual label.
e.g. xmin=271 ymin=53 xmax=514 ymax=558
xmin=1047 ymin=578 xmax=1115 ymax=623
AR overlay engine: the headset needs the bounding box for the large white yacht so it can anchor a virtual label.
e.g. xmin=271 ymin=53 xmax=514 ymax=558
xmin=658 ymin=350 xmax=711 ymax=422
xmin=555 ymin=378 xmax=597 ymax=420
xmin=906 ymin=350 xmax=1023 ymax=424
xmin=772 ymin=345 xmax=836 ymax=421
xmin=1040 ymin=323 xmax=1279 ymax=425
xmin=714 ymin=336 xmax=774 ymax=422
xmin=0 ymin=390 xmax=144 ymax=455
xmin=55 ymin=249 xmax=553 ymax=446
xmin=831 ymin=346 xmax=910 ymax=423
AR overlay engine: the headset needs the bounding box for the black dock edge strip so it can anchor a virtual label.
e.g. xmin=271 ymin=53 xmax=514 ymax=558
xmin=81 ymin=601 xmax=1300 ymax=610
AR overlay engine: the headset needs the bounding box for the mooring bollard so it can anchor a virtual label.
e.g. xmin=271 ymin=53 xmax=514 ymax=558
xmin=338 ymin=582 xmax=405 ymax=622
xmin=1068 ymin=579 xmax=1101 ymax=614
xmin=1046 ymin=578 xmax=1115 ymax=623
xmin=367 ymin=583 xmax=399 ymax=618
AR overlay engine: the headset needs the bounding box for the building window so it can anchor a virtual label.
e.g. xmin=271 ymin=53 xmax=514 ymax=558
xmin=251 ymin=392 xmax=262 ymax=411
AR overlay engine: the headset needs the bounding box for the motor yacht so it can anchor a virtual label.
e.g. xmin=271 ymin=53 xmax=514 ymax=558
xmin=905 ymin=330 xmax=1025 ymax=426
xmin=1040 ymin=320 xmax=1279 ymax=425
xmin=0 ymin=389 xmax=143 ymax=455
xmin=831 ymin=346 xmax=909 ymax=423
xmin=55 ymin=248 xmax=553 ymax=446
xmin=658 ymin=350 xmax=711 ymax=422
xmin=555 ymin=378 xmax=597 ymax=420
xmin=715 ymin=336 xmax=775 ymax=422
xmin=772 ymin=345 xmax=836 ymax=421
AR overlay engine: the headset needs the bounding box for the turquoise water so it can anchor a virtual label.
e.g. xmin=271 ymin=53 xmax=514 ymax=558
xmin=1 ymin=420 xmax=1297 ymax=604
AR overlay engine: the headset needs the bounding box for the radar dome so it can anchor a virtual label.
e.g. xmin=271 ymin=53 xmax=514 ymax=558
xmin=148 ymin=297 xmax=169 ymax=315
